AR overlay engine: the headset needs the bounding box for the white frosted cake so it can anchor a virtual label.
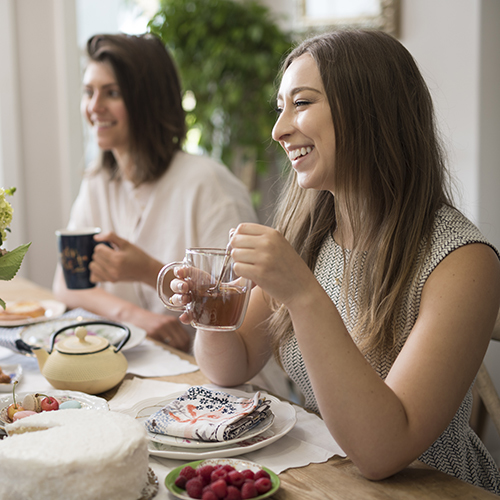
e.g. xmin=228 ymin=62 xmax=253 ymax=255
xmin=0 ymin=409 xmax=149 ymax=500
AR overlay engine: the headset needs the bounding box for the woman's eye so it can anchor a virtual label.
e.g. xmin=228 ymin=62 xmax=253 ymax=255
xmin=274 ymin=106 xmax=283 ymax=115
xmin=294 ymin=100 xmax=310 ymax=108
xmin=109 ymin=90 xmax=121 ymax=98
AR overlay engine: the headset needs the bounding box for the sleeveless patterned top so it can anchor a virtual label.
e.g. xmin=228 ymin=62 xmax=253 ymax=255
xmin=281 ymin=205 xmax=500 ymax=494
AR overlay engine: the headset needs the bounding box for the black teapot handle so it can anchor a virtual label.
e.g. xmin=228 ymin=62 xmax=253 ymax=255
xmin=49 ymin=320 xmax=131 ymax=353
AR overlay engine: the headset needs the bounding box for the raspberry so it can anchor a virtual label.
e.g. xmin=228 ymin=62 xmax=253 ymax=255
xmin=241 ymin=480 xmax=258 ymax=499
xmin=210 ymin=468 xmax=228 ymax=482
xmin=255 ymin=477 xmax=272 ymax=494
xmin=201 ymin=490 xmax=218 ymax=500
xmin=254 ymin=469 xmax=270 ymax=480
xmin=240 ymin=469 xmax=255 ymax=481
xmin=227 ymin=470 xmax=245 ymax=488
xmin=180 ymin=465 xmax=197 ymax=480
xmin=210 ymin=478 xmax=227 ymax=499
xmin=221 ymin=464 xmax=236 ymax=473
xmin=174 ymin=475 xmax=187 ymax=489
xmin=197 ymin=465 xmax=215 ymax=483
xmin=225 ymin=485 xmax=242 ymax=500
xmin=186 ymin=477 xmax=204 ymax=499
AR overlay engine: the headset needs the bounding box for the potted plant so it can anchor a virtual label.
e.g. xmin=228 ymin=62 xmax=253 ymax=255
xmin=149 ymin=0 xmax=293 ymax=201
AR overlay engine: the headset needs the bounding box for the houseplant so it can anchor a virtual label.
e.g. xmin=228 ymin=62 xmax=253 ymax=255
xmin=148 ymin=0 xmax=293 ymax=196
xmin=0 ymin=187 xmax=30 ymax=309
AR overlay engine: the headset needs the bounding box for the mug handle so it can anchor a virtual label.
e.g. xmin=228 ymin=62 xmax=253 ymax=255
xmin=157 ymin=262 xmax=186 ymax=312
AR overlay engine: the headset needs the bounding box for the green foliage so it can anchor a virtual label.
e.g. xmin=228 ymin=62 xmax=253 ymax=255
xmin=149 ymin=0 xmax=293 ymax=173
xmin=0 ymin=242 xmax=31 ymax=309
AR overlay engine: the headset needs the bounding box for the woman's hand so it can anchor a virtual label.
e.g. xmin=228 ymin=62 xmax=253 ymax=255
xmin=229 ymin=223 xmax=317 ymax=309
xmin=90 ymin=232 xmax=163 ymax=288
xmin=131 ymin=308 xmax=191 ymax=352
xmin=168 ymin=266 xmax=211 ymax=326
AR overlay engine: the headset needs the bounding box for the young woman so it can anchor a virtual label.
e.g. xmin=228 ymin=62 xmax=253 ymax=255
xmin=53 ymin=33 xmax=257 ymax=352
xmin=171 ymin=30 xmax=500 ymax=492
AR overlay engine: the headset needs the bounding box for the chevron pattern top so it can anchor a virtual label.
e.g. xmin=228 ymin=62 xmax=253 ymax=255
xmin=281 ymin=204 xmax=500 ymax=494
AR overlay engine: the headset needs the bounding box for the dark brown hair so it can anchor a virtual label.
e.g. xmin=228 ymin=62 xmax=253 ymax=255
xmin=270 ymin=29 xmax=453 ymax=358
xmin=86 ymin=33 xmax=187 ymax=184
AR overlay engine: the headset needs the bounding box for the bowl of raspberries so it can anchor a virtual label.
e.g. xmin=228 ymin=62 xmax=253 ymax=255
xmin=165 ymin=458 xmax=279 ymax=499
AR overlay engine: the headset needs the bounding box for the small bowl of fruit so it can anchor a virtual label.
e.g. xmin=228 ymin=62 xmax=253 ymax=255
xmin=165 ymin=458 xmax=280 ymax=500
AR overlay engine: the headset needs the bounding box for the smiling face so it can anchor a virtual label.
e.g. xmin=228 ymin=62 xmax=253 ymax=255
xmin=272 ymin=53 xmax=336 ymax=193
xmin=81 ymin=61 xmax=130 ymax=158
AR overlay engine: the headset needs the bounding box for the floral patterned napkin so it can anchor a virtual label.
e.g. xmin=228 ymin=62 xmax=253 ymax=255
xmin=144 ymin=385 xmax=272 ymax=442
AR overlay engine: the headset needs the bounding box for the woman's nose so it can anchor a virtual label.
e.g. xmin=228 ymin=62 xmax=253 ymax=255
xmin=87 ymin=92 xmax=104 ymax=113
xmin=272 ymin=109 xmax=292 ymax=143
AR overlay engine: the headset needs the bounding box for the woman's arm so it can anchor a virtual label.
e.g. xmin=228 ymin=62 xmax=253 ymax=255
xmin=192 ymin=286 xmax=275 ymax=386
xmin=228 ymin=224 xmax=500 ymax=480
xmin=52 ymin=265 xmax=191 ymax=351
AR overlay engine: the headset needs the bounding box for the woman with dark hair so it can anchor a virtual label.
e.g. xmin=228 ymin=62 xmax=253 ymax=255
xmin=53 ymin=33 xmax=257 ymax=352
xmin=171 ymin=30 xmax=500 ymax=492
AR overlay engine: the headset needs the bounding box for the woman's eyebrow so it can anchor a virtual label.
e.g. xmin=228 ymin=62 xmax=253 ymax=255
xmin=277 ymin=86 xmax=322 ymax=100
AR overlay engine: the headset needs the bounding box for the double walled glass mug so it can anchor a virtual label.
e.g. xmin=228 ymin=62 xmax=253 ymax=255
xmin=157 ymin=248 xmax=252 ymax=332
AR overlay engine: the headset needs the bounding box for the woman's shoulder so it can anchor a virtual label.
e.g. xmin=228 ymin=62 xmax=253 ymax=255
xmin=428 ymin=205 xmax=500 ymax=263
xmin=167 ymin=151 xmax=251 ymax=190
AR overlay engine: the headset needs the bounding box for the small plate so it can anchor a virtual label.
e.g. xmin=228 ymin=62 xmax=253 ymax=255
xmin=19 ymin=317 xmax=146 ymax=352
xmin=165 ymin=458 xmax=279 ymax=500
xmin=136 ymin=389 xmax=297 ymax=460
xmin=0 ymin=300 xmax=66 ymax=327
xmin=132 ymin=392 xmax=275 ymax=449
xmin=0 ymin=389 xmax=109 ymax=429
xmin=0 ymin=364 xmax=23 ymax=392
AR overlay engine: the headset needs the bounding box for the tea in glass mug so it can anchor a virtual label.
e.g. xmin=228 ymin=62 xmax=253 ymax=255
xmin=157 ymin=248 xmax=251 ymax=331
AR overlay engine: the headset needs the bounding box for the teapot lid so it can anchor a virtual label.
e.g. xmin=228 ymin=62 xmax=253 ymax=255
xmin=56 ymin=326 xmax=109 ymax=354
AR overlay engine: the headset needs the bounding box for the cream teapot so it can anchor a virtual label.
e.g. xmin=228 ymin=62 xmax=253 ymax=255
xmin=32 ymin=320 xmax=130 ymax=395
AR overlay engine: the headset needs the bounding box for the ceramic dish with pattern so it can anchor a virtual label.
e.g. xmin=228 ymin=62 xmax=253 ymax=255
xmin=0 ymin=390 xmax=109 ymax=429
xmin=136 ymin=389 xmax=297 ymax=460
xmin=0 ymin=300 xmax=66 ymax=327
xmin=131 ymin=392 xmax=275 ymax=449
xmin=0 ymin=364 xmax=22 ymax=392
xmin=19 ymin=317 xmax=146 ymax=352
xmin=165 ymin=458 xmax=279 ymax=500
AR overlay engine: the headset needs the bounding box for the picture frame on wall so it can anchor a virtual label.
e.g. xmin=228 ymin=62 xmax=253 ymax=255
xmin=298 ymin=0 xmax=400 ymax=37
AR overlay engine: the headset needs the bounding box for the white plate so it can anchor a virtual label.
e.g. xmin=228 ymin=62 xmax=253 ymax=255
xmin=130 ymin=389 xmax=297 ymax=459
xmin=19 ymin=317 xmax=146 ymax=352
xmin=131 ymin=392 xmax=275 ymax=449
xmin=0 ymin=300 xmax=66 ymax=327
xmin=0 ymin=364 xmax=23 ymax=392
xmin=0 ymin=389 xmax=109 ymax=429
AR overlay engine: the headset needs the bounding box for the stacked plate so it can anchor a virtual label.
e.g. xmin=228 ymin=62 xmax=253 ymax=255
xmin=124 ymin=388 xmax=297 ymax=460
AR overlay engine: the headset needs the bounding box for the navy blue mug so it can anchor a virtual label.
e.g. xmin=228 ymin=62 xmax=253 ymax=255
xmin=56 ymin=227 xmax=103 ymax=289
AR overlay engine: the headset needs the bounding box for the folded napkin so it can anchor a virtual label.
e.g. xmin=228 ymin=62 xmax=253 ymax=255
xmin=145 ymin=386 xmax=272 ymax=442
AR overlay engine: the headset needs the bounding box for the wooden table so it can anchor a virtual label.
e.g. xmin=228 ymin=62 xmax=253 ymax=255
xmin=1 ymin=276 xmax=498 ymax=499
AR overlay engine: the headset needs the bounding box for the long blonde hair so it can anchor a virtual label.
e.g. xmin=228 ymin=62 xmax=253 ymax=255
xmin=270 ymin=30 xmax=453 ymax=359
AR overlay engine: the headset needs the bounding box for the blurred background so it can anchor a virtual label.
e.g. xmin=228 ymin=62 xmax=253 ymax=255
xmin=0 ymin=0 xmax=499 ymax=462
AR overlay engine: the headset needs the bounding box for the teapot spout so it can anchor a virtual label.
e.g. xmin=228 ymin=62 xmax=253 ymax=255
xmin=31 ymin=346 xmax=49 ymax=373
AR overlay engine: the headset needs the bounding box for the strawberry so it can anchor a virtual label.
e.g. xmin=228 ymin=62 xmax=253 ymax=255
xmin=254 ymin=469 xmax=270 ymax=480
xmin=225 ymin=485 xmax=242 ymax=500
xmin=255 ymin=477 xmax=272 ymax=494
xmin=241 ymin=480 xmax=258 ymax=499
xmin=210 ymin=468 xmax=228 ymax=483
xmin=201 ymin=490 xmax=218 ymax=500
xmin=227 ymin=470 xmax=245 ymax=488
xmin=186 ymin=477 xmax=204 ymax=499
xmin=240 ymin=469 xmax=255 ymax=481
xmin=180 ymin=465 xmax=197 ymax=480
xmin=210 ymin=478 xmax=227 ymax=499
